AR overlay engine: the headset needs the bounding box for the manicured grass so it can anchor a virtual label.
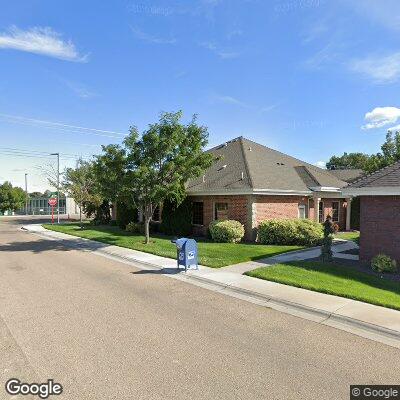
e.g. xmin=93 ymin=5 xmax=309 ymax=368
xmin=43 ymin=223 xmax=304 ymax=268
xmin=335 ymin=231 xmax=360 ymax=243
xmin=246 ymin=261 xmax=400 ymax=310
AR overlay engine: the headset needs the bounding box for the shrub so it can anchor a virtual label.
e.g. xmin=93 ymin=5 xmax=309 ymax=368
xmin=371 ymin=254 xmax=397 ymax=273
xmin=160 ymin=198 xmax=193 ymax=237
xmin=116 ymin=201 xmax=138 ymax=229
xmin=258 ymin=219 xmax=323 ymax=246
xmin=125 ymin=222 xmax=145 ymax=234
xmin=209 ymin=220 xmax=245 ymax=243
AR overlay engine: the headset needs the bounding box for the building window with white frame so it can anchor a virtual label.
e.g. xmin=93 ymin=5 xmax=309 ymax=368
xmin=332 ymin=201 xmax=340 ymax=223
xmin=318 ymin=201 xmax=324 ymax=223
xmin=298 ymin=204 xmax=307 ymax=219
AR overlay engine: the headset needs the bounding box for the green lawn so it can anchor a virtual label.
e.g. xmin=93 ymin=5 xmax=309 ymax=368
xmin=246 ymin=261 xmax=400 ymax=310
xmin=43 ymin=223 xmax=304 ymax=268
xmin=335 ymin=231 xmax=360 ymax=243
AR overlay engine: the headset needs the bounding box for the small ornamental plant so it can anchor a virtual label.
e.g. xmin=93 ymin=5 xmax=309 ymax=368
xmin=321 ymin=215 xmax=335 ymax=262
xmin=371 ymin=254 xmax=398 ymax=273
xmin=209 ymin=220 xmax=245 ymax=243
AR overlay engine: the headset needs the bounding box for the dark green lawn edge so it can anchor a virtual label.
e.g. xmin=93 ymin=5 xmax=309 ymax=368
xmin=42 ymin=223 xmax=305 ymax=268
xmin=246 ymin=261 xmax=400 ymax=311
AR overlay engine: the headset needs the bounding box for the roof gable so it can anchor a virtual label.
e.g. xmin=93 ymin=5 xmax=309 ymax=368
xmin=347 ymin=161 xmax=400 ymax=188
xmin=187 ymin=137 xmax=347 ymax=194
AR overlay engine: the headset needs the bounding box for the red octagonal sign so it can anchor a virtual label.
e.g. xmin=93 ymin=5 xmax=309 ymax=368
xmin=48 ymin=198 xmax=57 ymax=207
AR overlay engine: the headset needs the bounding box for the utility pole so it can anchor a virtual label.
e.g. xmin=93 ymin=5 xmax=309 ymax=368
xmin=51 ymin=153 xmax=60 ymax=224
xmin=25 ymin=173 xmax=28 ymax=215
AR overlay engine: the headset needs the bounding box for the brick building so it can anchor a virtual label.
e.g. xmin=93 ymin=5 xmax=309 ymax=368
xmin=186 ymin=137 xmax=352 ymax=241
xmin=343 ymin=161 xmax=400 ymax=264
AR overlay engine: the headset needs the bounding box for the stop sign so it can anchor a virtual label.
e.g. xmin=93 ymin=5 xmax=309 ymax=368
xmin=48 ymin=198 xmax=57 ymax=207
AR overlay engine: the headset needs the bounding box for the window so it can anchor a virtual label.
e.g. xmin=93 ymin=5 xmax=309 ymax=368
xmin=192 ymin=202 xmax=204 ymax=225
xmin=332 ymin=201 xmax=340 ymax=223
xmin=215 ymin=202 xmax=228 ymax=220
xmin=298 ymin=204 xmax=306 ymax=219
xmin=318 ymin=201 xmax=324 ymax=223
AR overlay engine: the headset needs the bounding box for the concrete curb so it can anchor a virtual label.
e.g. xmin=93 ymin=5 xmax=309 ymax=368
xmin=21 ymin=224 xmax=400 ymax=349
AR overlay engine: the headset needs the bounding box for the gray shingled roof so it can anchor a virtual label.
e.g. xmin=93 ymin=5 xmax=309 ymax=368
xmin=187 ymin=137 xmax=347 ymax=193
xmin=347 ymin=161 xmax=400 ymax=188
xmin=327 ymin=169 xmax=365 ymax=183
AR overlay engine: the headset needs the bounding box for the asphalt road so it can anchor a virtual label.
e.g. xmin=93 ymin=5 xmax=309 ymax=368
xmin=0 ymin=217 xmax=399 ymax=400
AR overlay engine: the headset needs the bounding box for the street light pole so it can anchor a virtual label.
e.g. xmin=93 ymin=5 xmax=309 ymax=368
xmin=51 ymin=153 xmax=60 ymax=224
xmin=25 ymin=173 xmax=28 ymax=215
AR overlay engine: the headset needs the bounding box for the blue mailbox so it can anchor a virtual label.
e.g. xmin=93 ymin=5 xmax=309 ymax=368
xmin=171 ymin=238 xmax=199 ymax=271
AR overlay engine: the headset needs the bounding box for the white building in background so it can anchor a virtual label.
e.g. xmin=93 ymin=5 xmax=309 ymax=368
xmin=18 ymin=196 xmax=81 ymax=217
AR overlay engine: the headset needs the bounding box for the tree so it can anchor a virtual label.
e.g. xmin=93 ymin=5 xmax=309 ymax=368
xmin=321 ymin=215 xmax=335 ymax=262
xmin=326 ymin=152 xmax=371 ymax=171
xmin=327 ymin=130 xmax=400 ymax=174
xmin=62 ymin=159 xmax=102 ymax=227
xmin=0 ymin=182 xmax=26 ymax=214
xmin=97 ymin=111 xmax=214 ymax=243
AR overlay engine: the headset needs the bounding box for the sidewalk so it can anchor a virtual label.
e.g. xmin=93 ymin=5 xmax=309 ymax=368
xmin=223 ymin=240 xmax=359 ymax=274
xmin=22 ymin=224 xmax=400 ymax=349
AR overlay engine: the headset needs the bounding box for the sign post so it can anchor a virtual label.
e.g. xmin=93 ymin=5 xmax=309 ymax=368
xmin=48 ymin=197 xmax=57 ymax=224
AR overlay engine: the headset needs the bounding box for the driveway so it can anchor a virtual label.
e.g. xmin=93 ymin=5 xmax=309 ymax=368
xmin=0 ymin=217 xmax=399 ymax=399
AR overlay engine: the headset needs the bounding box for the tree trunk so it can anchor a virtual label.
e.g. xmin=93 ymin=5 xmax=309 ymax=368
xmin=144 ymin=215 xmax=150 ymax=244
xmin=79 ymin=202 xmax=83 ymax=229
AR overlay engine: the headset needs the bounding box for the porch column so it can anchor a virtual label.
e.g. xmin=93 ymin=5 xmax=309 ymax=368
xmin=313 ymin=194 xmax=321 ymax=223
xmin=346 ymin=197 xmax=352 ymax=231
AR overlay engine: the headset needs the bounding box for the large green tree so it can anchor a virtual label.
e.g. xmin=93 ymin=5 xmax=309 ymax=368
xmin=326 ymin=152 xmax=371 ymax=171
xmin=0 ymin=182 xmax=26 ymax=214
xmin=327 ymin=131 xmax=400 ymax=173
xmin=62 ymin=159 xmax=102 ymax=227
xmin=96 ymin=111 xmax=214 ymax=243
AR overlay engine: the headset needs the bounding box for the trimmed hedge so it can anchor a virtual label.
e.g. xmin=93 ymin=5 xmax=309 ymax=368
xmin=371 ymin=254 xmax=397 ymax=273
xmin=209 ymin=220 xmax=245 ymax=243
xmin=258 ymin=219 xmax=323 ymax=246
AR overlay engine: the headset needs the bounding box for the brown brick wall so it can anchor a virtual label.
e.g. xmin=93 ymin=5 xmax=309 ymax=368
xmin=359 ymin=196 xmax=400 ymax=264
xmin=255 ymin=195 xmax=309 ymax=224
xmin=308 ymin=198 xmax=347 ymax=230
xmin=189 ymin=195 xmax=251 ymax=239
xmin=188 ymin=194 xmax=348 ymax=242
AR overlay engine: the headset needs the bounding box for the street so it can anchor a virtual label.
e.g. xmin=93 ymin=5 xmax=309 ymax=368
xmin=0 ymin=218 xmax=399 ymax=400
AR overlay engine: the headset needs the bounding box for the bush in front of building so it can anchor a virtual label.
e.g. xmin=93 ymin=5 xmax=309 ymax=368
xmin=257 ymin=219 xmax=323 ymax=246
xmin=116 ymin=201 xmax=138 ymax=229
xmin=209 ymin=220 xmax=245 ymax=243
xmin=371 ymin=254 xmax=397 ymax=273
xmin=160 ymin=198 xmax=193 ymax=237
xmin=126 ymin=222 xmax=145 ymax=234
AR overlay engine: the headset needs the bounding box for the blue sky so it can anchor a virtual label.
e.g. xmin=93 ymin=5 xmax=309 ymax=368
xmin=1 ymin=0 xmax=400 ymax=191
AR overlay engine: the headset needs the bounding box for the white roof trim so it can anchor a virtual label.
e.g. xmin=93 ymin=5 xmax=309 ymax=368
xmin=187 ymin=188 xmax=312 ymax=196
xmin=309 ymin=186 xmax=342 ymax=192
xmin=342 ymin=187 xmax=400 ymax=196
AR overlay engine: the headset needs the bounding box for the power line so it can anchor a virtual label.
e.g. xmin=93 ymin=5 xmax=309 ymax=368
xmin=0 ymin=113 xmax=126 ymax=138
xmin=0 ymin=147 xmax=92 ymax=161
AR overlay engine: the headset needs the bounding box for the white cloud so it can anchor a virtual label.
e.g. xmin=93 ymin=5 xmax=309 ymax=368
xmin=315 ymin=161 xmax=326 ymax=169
xmin=131 ymin=26 xmax=176 ymax=44
xmin=0 ymin=26 xmax=88 ymax=62
xmin=63 ymin=80 xmax=97 ymax=99
xmin=350 ymin=52 xmax=400 ymax=83
xmin=210 ymin=94 xmax=278 ymax=114
xmin=362 ymin=107 xmax=400 ymax=129
xmin=199 ymin=41 xmax=240 ymax=59
xmin=212 ymin=94 xmax=249 ymax=108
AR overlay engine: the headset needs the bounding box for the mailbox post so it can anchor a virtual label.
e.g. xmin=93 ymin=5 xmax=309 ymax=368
xmin=171 ymin=238 xmax=199 ymax=272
